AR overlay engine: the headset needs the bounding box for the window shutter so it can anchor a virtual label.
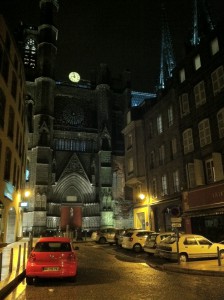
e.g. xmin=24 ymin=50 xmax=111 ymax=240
xmin=194 ymin=159 xmax=205 ymax=186
xmin=212 ymin=152 xmax=224 ymax=181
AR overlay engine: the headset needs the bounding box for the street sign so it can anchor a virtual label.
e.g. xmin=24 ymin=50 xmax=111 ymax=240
xmin=171 ymin=217 xmax=182 ymax=223
xmin=172 ymin=223 xmax=182 ymax=227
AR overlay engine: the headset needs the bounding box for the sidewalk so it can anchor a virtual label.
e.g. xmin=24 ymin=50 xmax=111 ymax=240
xmin=1 ymin=240 xmax=224 ymax=299
xmin=0 ymin=238 xmax=31 ymax=299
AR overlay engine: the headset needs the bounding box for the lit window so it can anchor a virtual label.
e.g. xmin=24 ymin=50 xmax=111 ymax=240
xmin=217 ymin=108 xmax=224 ymax=138
xmin=198 ymin=119 xmax=211 ymax=147
xmin=211 ymin=37 xmax=219 ymax=55
xmin=161 ymin=174 xmax=168 ymax=195
xmin=194 ymin=81 xmax=206 ymax=107
xmin=173 ymin=170 xmax=180 ymax=192
xmin=128 ymin=157 xmax=133 ymax=173
xmin=179 ymin=93 xmax=189 ymax=117
xmin=183 ymin=129 xmax=194 ymax=154
xmin=24 ymin=37 xmax=37 ymax=69
xmin=211 ymin=65 xmax=224 ymax=96
xmin=157 ymin=114 xmax=163 ymax=134
xmin=126 ymin=111 xmax=131 ymax=124
xmin=127 ymin=134 xmax=132 ymax=149
xmin=205 ymin=159 xmax=214 ymax=183
xmin=168 ymin=106 xmax=173 ymax=126
xmin=194 ymin=54 xmax=201 ymax=70
xmin=179 ymin=68 xmax=185 ymax=83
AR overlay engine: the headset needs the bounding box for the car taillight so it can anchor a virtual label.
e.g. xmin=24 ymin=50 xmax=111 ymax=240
xmin=67 ymin=253 xmax=76 ymax=262
xmin=129 ymin=237 xmax=133 ymax=242
xmin=29 ymin=253 xmax=36 ymax=262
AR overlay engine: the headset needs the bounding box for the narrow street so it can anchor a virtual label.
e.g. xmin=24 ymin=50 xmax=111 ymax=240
xmin=5 ymin=242 xmax=224 ymax=300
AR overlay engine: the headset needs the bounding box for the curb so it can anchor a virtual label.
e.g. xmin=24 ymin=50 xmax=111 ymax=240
xmin=162 ymin=264 xmax=224 ymax=277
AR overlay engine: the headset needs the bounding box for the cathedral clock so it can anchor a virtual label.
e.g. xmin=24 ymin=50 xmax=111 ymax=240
xmin=68 ymin=72 xmax=80 ymax=83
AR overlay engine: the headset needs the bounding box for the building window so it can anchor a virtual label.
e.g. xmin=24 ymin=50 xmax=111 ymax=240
xmin=186 ymin=163 xmax=196 ymax=189
xmin=179 ymin=93 xmax=190 ymax=117
xmin=0 ymin=88 xmax=6 ymax=128
xmin=127 ymin=134 xmax=132 ymax=149
xmin=4 ymin=147 xmax=12 ymax=181
xmin=159 ymin=145 xmax=165 ymax=165
xmin=198 ymin=119 xmax=211 ymax=147
xmin=171 ymin=138 xmax=177 ymax=159
xmin=150 ymin=151 xmax=155 ymax=168
xmin=7 ymin=106 xmax=15 ymax=140
xmin=217 ymin=108 xmax=224 ymax=138
xmin=173 ymin=170 xmax=180 ymax=192
xmin=207 ymin=153 xmax=224 ymax=182
xmin=2 ymin=53 xmax=9 ymax=83
xmin=152 ymin=178 xmax=157 ymax=198
xmin=24 ymin=37 xmax=37 ymax=69
xmin=168 ymin=106 xmax=173 ymax=127
xmin=157 ymin=114 xmax=163 ymax=134
xmin=126 ymin=110 xmax=131 ymax=125
xmin=179 ymin=68 xmax=186 ymax=83
xmin=128 ymin=157 xmax=133 ymax=174
xmin=205 ymin=159 xmax=214 ymax=183
xmin=194 ymin=54 xmax=201 ymax=70
xmin=211 ymin=37 xmax=219 ymax=55
xmin=211 ymin=65 xmax=224 ymax=96
xmin=11 ymin=71 xmax=17 ymax=100
xmin=183 ymin=129 xmax=194 ymax=154
xmin=194 ymin=81 xmax=206 ymax=107
xmin=161 ymin=174 xmax=168 ymax=195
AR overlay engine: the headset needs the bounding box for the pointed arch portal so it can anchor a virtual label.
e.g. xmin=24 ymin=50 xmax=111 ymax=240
xmin=53 ymin=173 xmax=94 ymax=204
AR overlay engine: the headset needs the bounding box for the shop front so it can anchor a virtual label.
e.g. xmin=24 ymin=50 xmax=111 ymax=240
xmin=182 ymin=183 xmax=224 ymax=242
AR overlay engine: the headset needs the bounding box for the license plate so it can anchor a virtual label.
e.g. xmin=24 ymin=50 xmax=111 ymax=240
xmin=43 ymin=267 xmax=59 ymax=271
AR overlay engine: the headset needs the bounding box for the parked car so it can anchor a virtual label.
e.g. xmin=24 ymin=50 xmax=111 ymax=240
xmin=115 ymin=228 xmax=138 ymax=247
xmin=157 ymin=234 xmax=224 ymax=262
xmin=91 ymin=228 xmax=119 ymax=244
xmin=143 ymin=231 xmax=175 ymax=256
xmin=122 ymin=230 xmax=155 ymax=253
xmin=26 ymin=237 xmax=78 ymax=285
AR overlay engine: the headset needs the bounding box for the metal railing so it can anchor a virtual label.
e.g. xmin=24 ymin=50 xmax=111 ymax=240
xmin=0 ymin=238 xmax=32 ymax=281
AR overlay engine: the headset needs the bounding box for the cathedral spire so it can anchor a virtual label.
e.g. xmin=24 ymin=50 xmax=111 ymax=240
xmin=158 ymin=2 xmax=176 ymax=90
xmin=190 ymin=0 xmax=215 ymax=46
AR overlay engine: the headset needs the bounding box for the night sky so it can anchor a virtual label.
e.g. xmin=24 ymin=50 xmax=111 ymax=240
xmin=1 ymin=0 xmax=224 ymax=92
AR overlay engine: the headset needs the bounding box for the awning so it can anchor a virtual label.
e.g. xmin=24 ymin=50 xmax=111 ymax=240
xmin=183 ymin=207 xmax=224 ymax=218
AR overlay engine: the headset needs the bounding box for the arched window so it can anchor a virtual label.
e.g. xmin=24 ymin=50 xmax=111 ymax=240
xmin=24 ymin=37 xmax=37 ymax=69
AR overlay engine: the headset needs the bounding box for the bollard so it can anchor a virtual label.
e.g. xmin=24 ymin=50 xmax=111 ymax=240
xmin=9 ymin=248 xmax=13 ymax=273
xmin=217 ymin=246 xmax=221 ymax=266
xmin=0 ymin=252 xmax=2 ymax=281
xmin=23 ymin=243 xmax=27 ymax=269
xmin=16 ymin=245 xmax=22 ymax=272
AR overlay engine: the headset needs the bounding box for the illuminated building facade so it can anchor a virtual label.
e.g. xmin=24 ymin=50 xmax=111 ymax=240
xmin=0 ymin=15 xmax=27 ymax=243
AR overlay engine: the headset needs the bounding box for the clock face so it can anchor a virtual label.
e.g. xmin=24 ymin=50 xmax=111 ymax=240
xmin=69 ymin=72 xmax=80 ymax=83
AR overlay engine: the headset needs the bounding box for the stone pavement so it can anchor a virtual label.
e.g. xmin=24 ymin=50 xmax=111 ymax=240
xmin=1 ymin=239 xmax=224 ymax=299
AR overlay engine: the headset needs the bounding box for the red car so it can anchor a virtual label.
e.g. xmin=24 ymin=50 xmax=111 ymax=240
xmin=26 ymin=237 xmax=78 ymax=285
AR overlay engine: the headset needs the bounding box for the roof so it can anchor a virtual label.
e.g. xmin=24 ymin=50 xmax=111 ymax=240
xmin=37 ymin=237 xmax=71 ymax=243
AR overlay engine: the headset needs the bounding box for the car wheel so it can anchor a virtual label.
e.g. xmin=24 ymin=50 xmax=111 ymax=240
xmin=26 ymin=277 xmax=34 ymax=285
xmin=133 ymin=243 xmax=142 ymax=253
xmin=68 ymin=276 xmax=77 ymax=283
xmin=99 ymin=237 xmax=106 ymax=244
xmin=179 ymin=253 xmax=188 ymax=262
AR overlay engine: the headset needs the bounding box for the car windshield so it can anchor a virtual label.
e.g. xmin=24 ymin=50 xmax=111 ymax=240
xmin=34 ymin=242 xmax=71 ymax=252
